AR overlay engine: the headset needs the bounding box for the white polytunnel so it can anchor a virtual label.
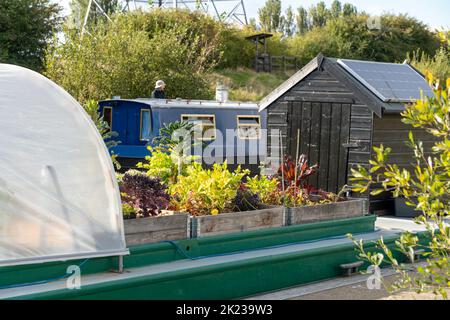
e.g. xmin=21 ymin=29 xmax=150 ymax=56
xmin=0 ymin=64 xmax=128 ymax=267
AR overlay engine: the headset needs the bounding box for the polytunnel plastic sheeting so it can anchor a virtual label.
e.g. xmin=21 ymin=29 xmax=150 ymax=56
xmin=0 ymin=64 xmax=128 ymax=267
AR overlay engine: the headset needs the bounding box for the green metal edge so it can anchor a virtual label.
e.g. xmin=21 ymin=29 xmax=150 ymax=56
xmin=11 ymin=232 xmax=427 ymax=300
xmin=0 ymin=215 xmax=376 ymax=289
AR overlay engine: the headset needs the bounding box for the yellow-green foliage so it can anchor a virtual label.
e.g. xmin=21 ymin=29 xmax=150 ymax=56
xmin=286 ymin=13 xmax=440 ymax=65
xmin=218 ymin=27 xmax=289 ymax=69
xmin=169 ymin=162 xmax=249 ymax=216
xmin=45 ymin=10 xmax=221 ymax=103
xmin=245 ymin=175 xmax=280 ymax=205
xmin=44 ymin=9 xmax=291 ymax=104
xmin=138 ymin=147 xmax=179 ymax=185
xmin=409 ymin=47 xmax=450 ymax=87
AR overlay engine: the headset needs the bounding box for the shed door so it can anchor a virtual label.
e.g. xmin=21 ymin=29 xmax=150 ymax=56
xmin=288 ymin=102 xmax=351 ymax=194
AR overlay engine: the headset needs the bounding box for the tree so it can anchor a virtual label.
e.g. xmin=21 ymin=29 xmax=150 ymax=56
xmin=342 ymin=3 xmax=357 ymax=16
xmin=296 ymin=6 xmax=309 ymax=35
xmin=45 ymin=11 xmax=221 ymax=104
xmin=258 ymin=0 xmax=282 ymax=32
xmin=309 ymin=1 xmax=329 ymax=28
xmin=330 ymin=0 xmax=342 ymax=19
xmin=281 ymin=6 xmax=295 ymax=37
xmin=0 ymin=0 xmax=61 ymax=71
xmin=68 ymin=0 xmax=119 ymax=30
xmin=350 ymin=77 xmax=450 ymax=299
xmin=366 ymin=14 xmax=439 ymax=62
xmin=249 ymin=18 xmax=259 ymax=31
xmin=288 ymin=12 xmax=440 ymax=65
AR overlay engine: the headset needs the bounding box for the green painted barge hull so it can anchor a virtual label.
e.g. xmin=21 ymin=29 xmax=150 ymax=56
xmin=2 ymin=215 xmax=418 ymax=300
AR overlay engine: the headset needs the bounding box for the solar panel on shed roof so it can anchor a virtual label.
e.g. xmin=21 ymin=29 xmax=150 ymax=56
xmin=337 ymin=59 xmax=433 ymax=102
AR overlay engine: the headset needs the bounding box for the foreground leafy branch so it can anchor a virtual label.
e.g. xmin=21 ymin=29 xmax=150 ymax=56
xmin=350 ymin=77 xmax=450 ymax=299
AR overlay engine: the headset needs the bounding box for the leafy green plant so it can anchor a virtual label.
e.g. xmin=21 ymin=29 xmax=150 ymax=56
xmin=350 ymin=77 xmax=450 ymax=299
xmin=153 ymin=121 xmax=195 ymax=151
xmin=282 ymin=185 xmax=311 ymax=207
xmin=45 ymin=10 xmax=219 ymax=104
xmin=246 ymin=166 xmax=340 ymax=207
xmin=122 ymin=203 xmax=137 ymax=220
xmin=409 ymin=47 xmax=450 ymax=87
xmin=169 ymin=162 xmax=250 ymax=216
xmin=137 ymin=147 xmax=179 ymax=185
xmin=246 ymin=175 xmax=280 ymax=205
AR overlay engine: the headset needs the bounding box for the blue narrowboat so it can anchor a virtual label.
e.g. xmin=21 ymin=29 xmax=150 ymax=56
xmin=98 ymin=98 xmax=268 ymax=170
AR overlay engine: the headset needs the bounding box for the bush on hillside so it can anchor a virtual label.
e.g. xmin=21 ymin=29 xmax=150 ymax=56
xmin=287 ymin=13 xmax=440 ymax=65
xmin=409 ymin=47 xmax=450 ymax=85
xmin=45 ymin=10 xmax=221 ymax=103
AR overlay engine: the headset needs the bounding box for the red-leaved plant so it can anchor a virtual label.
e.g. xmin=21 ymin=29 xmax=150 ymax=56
xmin=278 ymin=154 xmax=318 ymax=188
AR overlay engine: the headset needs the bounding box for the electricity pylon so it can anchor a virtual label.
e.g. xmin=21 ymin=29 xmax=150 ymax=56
xmin=124 ymin=0 xmax=248 ymax=25
xmin=81 ymin=0 xmax=248 ymax=35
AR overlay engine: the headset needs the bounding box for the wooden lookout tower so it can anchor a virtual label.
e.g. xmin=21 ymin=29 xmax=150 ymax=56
xmin=246 ymin=33 xmax=273 ymax=73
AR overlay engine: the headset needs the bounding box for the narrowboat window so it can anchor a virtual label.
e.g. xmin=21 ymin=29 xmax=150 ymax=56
xmin=237 ymin=115 xmax=261 ymax=140
xmin=103 ymin=107 xmax=113 ymax=131
xmin=140 ymin=109 xmax=152 ymax=141
xmin=181 ymin=114 xmax=216 ymax=141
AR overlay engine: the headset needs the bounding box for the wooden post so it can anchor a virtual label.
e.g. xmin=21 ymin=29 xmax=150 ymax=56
xmin=255 ymin=38 xmax=259 ymax=72
xmin=294 ymin=129 xmax=301 ymax=186
xmin=268 ymin=54 xmax=272 ymax=73
xmin=280 ymin=133 xmax=285 ymax=193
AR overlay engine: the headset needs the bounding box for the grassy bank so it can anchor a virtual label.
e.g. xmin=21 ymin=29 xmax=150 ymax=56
xmin=208 ymin=68 xmax=292 ymax=102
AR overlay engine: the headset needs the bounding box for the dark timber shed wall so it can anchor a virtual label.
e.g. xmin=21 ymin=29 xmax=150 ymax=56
xmin=263 ymin=55 xmax=435 ymax=215
xmin=267 ymin=67 xmax=374 ymax=196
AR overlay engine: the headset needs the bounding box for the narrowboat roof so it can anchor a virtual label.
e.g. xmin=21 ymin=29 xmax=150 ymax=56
xmin=258 ymin=54 xmax=434 ymax=116
xmin=100 ymin=98 xmax=259 ymax=110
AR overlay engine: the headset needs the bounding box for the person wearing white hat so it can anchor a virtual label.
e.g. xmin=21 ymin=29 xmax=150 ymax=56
xmin=151 ymin=80 xmax=166 ymax=99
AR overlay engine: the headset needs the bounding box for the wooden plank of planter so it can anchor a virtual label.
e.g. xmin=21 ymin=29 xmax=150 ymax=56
xmin=124 ymin=213 xmax=190 ymax=246
xmin=193 ymin=207 xmax=285 ymax=238
xmin=288 ymin=199 xmax=368 ymax=226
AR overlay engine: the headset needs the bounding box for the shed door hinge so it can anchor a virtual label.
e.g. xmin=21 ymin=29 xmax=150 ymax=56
xmin=342 ymin=140 xmax=361 ymax=149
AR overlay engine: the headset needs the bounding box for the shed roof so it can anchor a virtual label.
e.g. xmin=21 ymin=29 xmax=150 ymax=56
xmin=258 ymin=54 xmax=433 ymax=116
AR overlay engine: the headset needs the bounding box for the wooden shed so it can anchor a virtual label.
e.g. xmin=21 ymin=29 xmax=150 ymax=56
xmin=259 ymin=54 xmax=435 ymax=215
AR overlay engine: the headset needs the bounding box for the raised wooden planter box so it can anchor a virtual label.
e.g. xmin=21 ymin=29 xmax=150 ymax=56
xmin=124 ymin=213 xmax=190 ymax=246
xmin=191 ymin=206 xmax=285 ymax=238
xmin=287 ymin=199 xmax=369 ymax=226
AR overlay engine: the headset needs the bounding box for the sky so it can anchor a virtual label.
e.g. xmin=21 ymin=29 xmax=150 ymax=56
xmin=57 ymin=0 xmax=449 ymax=29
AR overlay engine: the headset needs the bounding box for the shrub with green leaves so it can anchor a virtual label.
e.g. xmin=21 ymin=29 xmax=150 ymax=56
xmin=138 ymin=147 xmax=179 ymax=185
xmin=138 ymin=120 xmax=199 ymax=184
xmin=245 ymin=175 xmax=280 ymax=205
xmin=409 ymin=47 xmax=450 ymax=89
xmin=45 ymin=10 xmax=219 ymax=104
xmin=350 ymin=77 xmax=450 ymax=299
xmin=169 ymin=162 xmax=250 ymax=216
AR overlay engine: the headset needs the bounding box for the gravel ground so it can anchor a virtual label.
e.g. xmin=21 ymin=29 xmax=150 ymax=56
xmin=248 ymin=265 xmax=448 ymax=301
xmin=292 ymin=273 xmax=446 ymax=300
